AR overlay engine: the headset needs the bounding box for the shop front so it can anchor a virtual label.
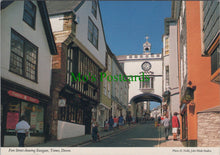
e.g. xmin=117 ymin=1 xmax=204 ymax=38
xmin=1 ymin=79 xmax=49 ymax=146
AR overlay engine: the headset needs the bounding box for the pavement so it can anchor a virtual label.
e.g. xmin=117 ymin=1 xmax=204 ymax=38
xmin=30 ymin=124 xmax=137 ymax=147
xmin=156 ymin=126 xmax=184 ymax=147
xmin=156 ymin=135 xmax=184 ymax=147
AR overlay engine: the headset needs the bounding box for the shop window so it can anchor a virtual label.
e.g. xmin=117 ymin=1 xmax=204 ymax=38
xmin=6 ymin=101 xmax=20 ymax=134
xmin=21 ymin=102 xmax=44 ymax=135
xmin=77 ymin=109 xmax=83 ymax=125
xmin=58 ymin=104 xmax=76 ymax=123
xmin=6 ymin=99 xmax=44 ymax=136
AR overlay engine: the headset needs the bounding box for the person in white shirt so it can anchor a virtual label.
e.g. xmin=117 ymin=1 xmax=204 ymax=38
xmin=15 ymin=115 xmax=30 ymax=147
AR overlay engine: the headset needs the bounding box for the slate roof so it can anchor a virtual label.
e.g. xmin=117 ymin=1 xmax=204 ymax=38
xmin=46 ymin=0 xmax=84 ymax=15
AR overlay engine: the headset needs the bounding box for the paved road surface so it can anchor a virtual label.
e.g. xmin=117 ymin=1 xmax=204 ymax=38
xmin=81 ymin=122 xmax=164 ymax=147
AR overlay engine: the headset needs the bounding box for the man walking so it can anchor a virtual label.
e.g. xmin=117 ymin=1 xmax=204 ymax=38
xmin=15 ymin=115 xmax=30 ymax=147
xmin=161 ymin=114 xmax=170 ymax=140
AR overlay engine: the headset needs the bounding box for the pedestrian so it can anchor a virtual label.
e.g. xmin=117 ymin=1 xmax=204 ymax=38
xmin=158 ymin=116 xmax=161 ymax=124
xmin=128 ymin=114 xmax=132 ymax=126
xmin=92 ymin=122 xmax=99 ymax=142
xmin=172 ymin=112 xmax=180 ymax=141
xmin=113 ymin=116 xmax=118 ymax=128
xmin=104 ymin=119 xmax=109 ymax=131
xmin=118 ymin=115 xmax=124 ymax=128
xmin=161 ymin=115 xmax=170 ymax=140
xmin=15 ymin=115 xmax=30 ymax=147
xmin=108 ymin=116 xmax=114 ymax=130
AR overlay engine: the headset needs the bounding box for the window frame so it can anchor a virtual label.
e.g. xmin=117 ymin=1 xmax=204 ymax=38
xmin=140 ymin=76 xmax=154 ymax=89
xmin=9 ymin=29 xmax=38 ymax=82
xmin=91 ymin=0 xmax=97 ymax=18
xmin=88 ymin=17 xmax=99 ymax=49
xmin=23 ymin=0 xmax=37 ymax=29
xmin=165 ymin=66 xmax=169 ymax=86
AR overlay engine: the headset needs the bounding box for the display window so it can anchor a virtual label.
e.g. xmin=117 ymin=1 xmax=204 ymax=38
xmin=6 ymin=98 xmax=44 ymax=136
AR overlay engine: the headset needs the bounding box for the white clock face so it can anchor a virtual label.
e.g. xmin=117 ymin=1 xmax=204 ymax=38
xmin=142 ymin=62 xmax=151 ymax=71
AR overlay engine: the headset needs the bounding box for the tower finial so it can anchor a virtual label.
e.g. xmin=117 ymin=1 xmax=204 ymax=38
xmin=143 ymin=35 xmax=151 ymax=52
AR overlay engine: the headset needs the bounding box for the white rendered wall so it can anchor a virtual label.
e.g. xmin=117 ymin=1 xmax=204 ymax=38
xmin=121 ymin=56 xmax=163 ymax=102
xmin=162 ymin=35 xmax=170 ymax=92
xmin=57 ymin=121 xmax=85 ymax=140
xmin=49 ymin=14 xmax=64 ymax=32
xmin=1 ymin=1 xmax=52 ymax=96
xmin=169 ymin=23 xmax=180 ymax=114
xmin=75 ymin=1 xmax=106 ymax=67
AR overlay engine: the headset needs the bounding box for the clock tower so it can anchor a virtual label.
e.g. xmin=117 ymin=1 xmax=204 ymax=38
xmin=143 ymin=36 xmax=151 ymax=54
xmin=117 ymin=37 xmax=162 ymax=118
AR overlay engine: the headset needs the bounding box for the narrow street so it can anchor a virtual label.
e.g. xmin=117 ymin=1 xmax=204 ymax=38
xmin=81 ymin=122 xmax=164 ymax=147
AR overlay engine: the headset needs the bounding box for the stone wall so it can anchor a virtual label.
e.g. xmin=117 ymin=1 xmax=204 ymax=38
xmin=197 ymin=112 xmax=220 ymax=147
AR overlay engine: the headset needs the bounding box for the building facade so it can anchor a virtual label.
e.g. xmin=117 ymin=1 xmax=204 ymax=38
xmin=111 ymin=49 xmax=129 ymax=119
xmin=46 ymin=0 xmax=107 ymax=140
xmin=117 ymin=40 xmax=163 ymax=119
xmin=96 ymin=47 xmax=112 ymax=128
xmin=162 ymin=17 xmax=179 ymax=119
xmin=172 ymin=0 xmax=220 ymax=146
xmin=1 ymin=1 xmax=57 ymax=146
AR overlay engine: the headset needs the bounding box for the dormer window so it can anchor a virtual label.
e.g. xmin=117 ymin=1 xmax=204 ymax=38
xmin=92 ymin=0 xmax=97 ymax=18
xmin=23 ymin=0 xmax=36 ymax=29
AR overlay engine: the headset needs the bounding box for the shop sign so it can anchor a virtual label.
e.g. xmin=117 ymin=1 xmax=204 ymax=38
xmin=58 ymin=99 xmax=66 ymax=107
xmin=8 ymin=90 xmax=39 ymax=104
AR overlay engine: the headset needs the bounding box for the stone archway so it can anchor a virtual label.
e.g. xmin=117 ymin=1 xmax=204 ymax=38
xmin=129 ymin=93 xmax=162 ymax=120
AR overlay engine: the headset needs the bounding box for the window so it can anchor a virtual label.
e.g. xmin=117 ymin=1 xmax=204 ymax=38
xmin=10 ymin=29 xmax=38 ymax=82
xmin=140 ymin=77 xmax=154 ymax=89
xmin=108 ymin=55 xmax=111 ymax=72
xmin=165 ymin=66 xmax=169 ymax=86
xmin=104 ymin=78 xmax=107 ymax=96
xmin=107 ymin=81 xmax=111 ymax=98
xmin=119 ymin=63 xmax=124 ymax=70
xmin=67 ymin=46 xmax=78 ymax=86
xmin=211 ymin=44 xmax=220 ymax=75
xmin=88 ymin=18 xmax=98 ymax=49
xmin=23 ymin=0 xmax=36 ymax=29
xmin=165 ymin=37 xmax=169 ymax=55
xmin=92 ymin=0 xmax=97 ymax=18
xmin=6 ymin=99 xmax=44 ymax=136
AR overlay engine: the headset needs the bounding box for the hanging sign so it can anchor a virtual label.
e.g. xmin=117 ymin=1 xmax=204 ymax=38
xmin=58 ymin=99 xmax=66 ymax=107
xmin=8 ymin=90 xmax=39 ymax=104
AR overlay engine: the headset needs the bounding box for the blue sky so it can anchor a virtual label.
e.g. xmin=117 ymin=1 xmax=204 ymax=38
xmin=100 ymin=1 xmax=171 ymax=110
xmin=99 ymin=1 xmax=171 ymax=56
